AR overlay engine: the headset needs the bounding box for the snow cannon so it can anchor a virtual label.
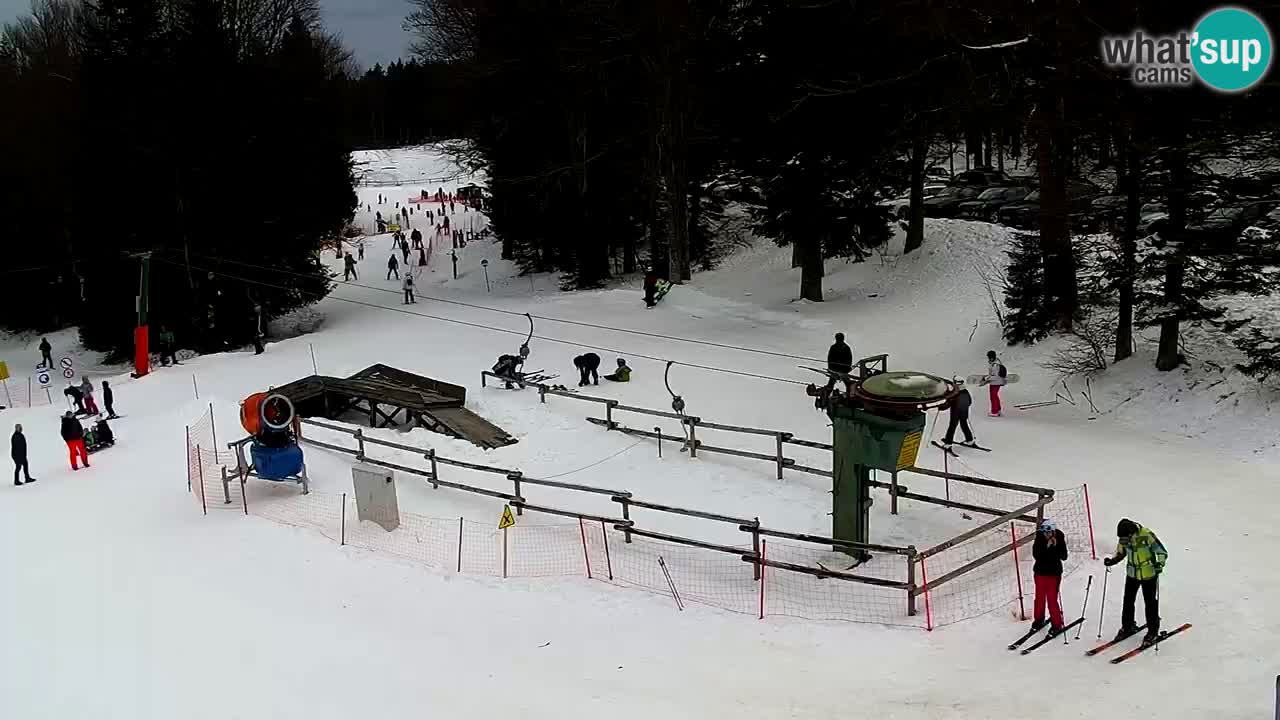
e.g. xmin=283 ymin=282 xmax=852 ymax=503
xmin=237 ymin=392 xmax=306 ymax=483
xmin=825 ymin=355 xmax=958 ymax=560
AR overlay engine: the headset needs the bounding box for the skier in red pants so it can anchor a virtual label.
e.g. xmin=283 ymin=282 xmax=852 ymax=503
xmin=60 ymin=411 xmax=90 ymax=470
xmin=982 ymin=350 xmax=1007 ymax=416
xmin=1031 ymin=519 xmax=1068 ymax=634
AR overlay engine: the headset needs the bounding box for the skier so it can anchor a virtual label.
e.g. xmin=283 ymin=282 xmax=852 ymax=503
xmin=418 ymin=245 xmax=428 ymax=267
xmin=60 ymin=411 xmax=88 ymax=470
xmin=79 ymin=376 xmax=99 ymax=416
xmin=1031 ymin=519 xmax=1069 ymax=635
xmin=824 ymin=332 xmax=853 ymax=392
xmin=400 ymin=236 xmax=410 ymax=265
xmin=643 ymin=267 xmax=658 ymax=308
xmin=492 ymin=354 xmax=524 ymax=389
xmin=402 ymin=271 xmax=417 ymax=304
xmin=387 ymin=254 xmax=400 ymax=280
xmin=102 ymin=380 xmax=118 ymax=419
xmin=158 ymin=326 xmax=176 ymax=366
xmin=11 ymin=423 xmax=35 ymax=486
xmin=64 ymin=383 xmax=85 ymax=414
xmin=38 ymin=337 xmax=53 ymax=369
xmin=982 ymin=350 xmax=1007 ymax=416
xmin=604 ymin=358 xmax=632 ymax=383
xmin=940 ymin=376 xmax=974 ymax=446
xmin=1104 ymin=518 xmax=1168 ymax=645
xmin=573 ymin=353 xmax=601 ymax=386
xmin=358 ymin=239 xmax=365 ymax=261
xmin=344 ymin=252 xmax=358 ymax=281
xmin=411 ymin=227 xmax=423 ymax=250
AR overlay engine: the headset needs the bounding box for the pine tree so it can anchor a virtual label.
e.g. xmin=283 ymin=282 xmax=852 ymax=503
xmin=1002 ymin=233 xmax=1054 ymax=345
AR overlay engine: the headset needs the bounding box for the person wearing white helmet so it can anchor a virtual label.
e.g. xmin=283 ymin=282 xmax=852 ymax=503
xmin=1031 ymin=518 xmax=1069 ymax=635
xmin=941 ymin=376 xmax=975 ymax=446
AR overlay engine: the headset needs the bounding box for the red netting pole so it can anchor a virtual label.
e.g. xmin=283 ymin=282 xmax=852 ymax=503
xmin=758 ymin=539 xmax=767 ymax=620
xmin=1083 ymin=483 xmax=1098 ymax=560
xmin=185 ymin=426 xmax=192 ymax=491
xmin=456 ymin=517 xmax=463 ymax=573
xmin=196 ymin=446 xmax=207 ymax=516
xmin=579 ymin=518 xmax=593 ymax=579
xmin=600 ymin=520 xmax=613 ymax=580
xmin=208 ymin=403 xmax=218 ymax=465
xmin=1011 ymin=522 xmax=1026 ymax=621
xmin=921 ymin=555 xmax=933 ymax=631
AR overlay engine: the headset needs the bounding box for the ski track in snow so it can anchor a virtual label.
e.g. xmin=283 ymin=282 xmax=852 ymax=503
xmin=0 ymin=146 xmax=1275 ymax=719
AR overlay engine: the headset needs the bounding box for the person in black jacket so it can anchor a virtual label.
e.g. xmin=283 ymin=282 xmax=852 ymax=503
xmin=941 ymin=377 xmax=975 ymax=445
xmin=60 ymin=411 xmax=89 ymax=470
xmin=573 ymin=353 xmax=601 ymax=386
xmin=38 ymin=337 xmax=53 ymax=369
xmin=825 ymin=332 xmax=853 ymax=391
xmin=102 ymin=380 xmax=118 ymax=419
xmin=12 ymin=424 xmax=35 ymax=486
xmin=1031 ymin=519 xmax=1069 ymax=634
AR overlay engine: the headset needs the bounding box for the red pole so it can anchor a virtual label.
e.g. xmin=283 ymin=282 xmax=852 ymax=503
xmin=579 ymin=518 xmax=593 ymax=579
xmin=196 ymin=447 xmax=207 ymax=516
xmin=457 ymin=517 xmax=463 ymax=573
xmin=1010 ymin=522 xmax=1027 ymax=621
xmin=921 ymin=555 xmax=933 ymax=631
xmin=185 ymin=426 xmax=192 ymax=491
xmin=208 ymin=403 xmax=218 ymax=465
xmin=1083 ymin=483 xmax=1098 ymax=560
xmin=758 ymin=540 xmax=767 ymax=620
xmin=601 ymin=520 xmax=613 ymax=581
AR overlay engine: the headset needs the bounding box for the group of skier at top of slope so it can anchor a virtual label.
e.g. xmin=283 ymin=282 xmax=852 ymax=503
xmin=823 ymin=333 xmax=1169 ymax=648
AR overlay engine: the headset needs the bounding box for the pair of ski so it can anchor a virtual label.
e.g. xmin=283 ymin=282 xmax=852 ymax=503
xmin=931 ymin=440 xmax=992 ymax=457
xmin=1010 ymin=621 xmax=1192 ymax=663
xmin=1008 ymin=617 xmax=1086 ymax=655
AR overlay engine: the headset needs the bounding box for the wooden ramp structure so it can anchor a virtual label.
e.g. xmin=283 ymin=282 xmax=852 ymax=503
xmin=272 ymin=364 xmax=515 ymax=450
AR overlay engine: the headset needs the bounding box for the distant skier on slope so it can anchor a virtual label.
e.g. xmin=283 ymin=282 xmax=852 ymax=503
xmin=402 ymin=271 xmax=416 ymax=304
xmin=980 ymin=350 xmax=1007 ymax=416
xmin=492 ymin=354 xmax=524 ymax=389
xmin=940 ymin=376 xmax=975 ymax=446
xmin=824 ymin=332 xmax=853 ymax=392
xmin=574 ymin=353 xmax=601 ymax=386
xmin=1031 ymin=519 xmax=1068 ymax=636
xmin=38 ymin=337 xmax=53 ymax=369
xmin=1104 ymin=518 xmax=1167 ymax=646
xmin=387 ymin=254 xmax=400 ymax=280
xmin=411 ymin=227 xmax=423 ymax=250
xmin=344 ymin=252 xmax=358 ymax=281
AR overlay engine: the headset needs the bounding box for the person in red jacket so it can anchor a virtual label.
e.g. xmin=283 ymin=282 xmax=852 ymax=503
xmin=1031 ymin=519 xmax=1068 ymax=634
xmin=643 ymin=267 xmax=659 ymax=308
xmin=60 ymin=411 xmax=89 ymax=470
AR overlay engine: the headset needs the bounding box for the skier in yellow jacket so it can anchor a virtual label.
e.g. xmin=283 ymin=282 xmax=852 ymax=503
xmin=1103 ymin=518 xmax=1168 ymax=645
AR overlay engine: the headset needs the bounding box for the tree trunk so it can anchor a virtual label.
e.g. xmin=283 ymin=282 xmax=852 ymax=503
xmin=1114 ymin=132 xmax=1139 ymax=363
xmin=798 ymin=233 xmax=824 ymax=302
xmin=1035 ymin=0 xmax=1077 ymax=330
xmin=904 ymin=129 xmax=927 ymax=255
xmin=996 ymin=129 xmax=1005 ymax=174
xmin=1156 ymin=141 xmax=1188 ymax=371
xmin=791 ymin=242 xmax=800 ymax=268
xmin=622 ymin=228 xmax=637 ymax=275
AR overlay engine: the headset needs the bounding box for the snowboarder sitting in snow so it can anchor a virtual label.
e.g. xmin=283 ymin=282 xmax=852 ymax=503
xmin=1031 ymin=519 xmax=1068 ymax=636
xmin=1104 ymin=518 xmax=1167 ymax=646
xmin=604 ymin=358 xmax=631 ymax=383
xmin=492 ymin=354 xmax=525 ymax=389
xmin=941 ymin=376 xmax=974 ymax=446
xmin=574 ymin=353 xmax=601 ymax=386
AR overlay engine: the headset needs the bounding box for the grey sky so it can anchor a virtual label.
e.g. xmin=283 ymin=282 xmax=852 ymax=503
xmin=0 ymin=0 xmax=414 ymax=70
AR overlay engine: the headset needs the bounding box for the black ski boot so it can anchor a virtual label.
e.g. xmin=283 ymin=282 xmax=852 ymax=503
xmin=1030 ymin=619 xmax=1047 ymax=632
xmin=1113 ymin=625 xmax=1140 ymax=642
xmin=1142 ymin=629 xmax=1160 ymax=647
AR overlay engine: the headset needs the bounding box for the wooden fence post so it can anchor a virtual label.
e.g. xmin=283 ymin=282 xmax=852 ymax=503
xmin=509 ymin=473 xmax=522 ymax=515
xmin=1011 ymin=522 xmax=1026 ymax=620
xmin=759 ymin=539 xmax=767 ymax=620
xmin=774 ymin=433 xmax=784 ymax=480
xmin=620 ymin=499 xmax=632 ymax=544
xmin=428 ymin=449 xmax=438 ymax=489
xmin=906 ymin=547 xmax=917 ymax=616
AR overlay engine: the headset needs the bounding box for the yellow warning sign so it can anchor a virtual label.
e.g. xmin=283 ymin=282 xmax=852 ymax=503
xmin=0 ymin=361 xmax=8 ymax=381
xmin=897 ymin=430 xmax=923 ymax=471
xmin=498 ymin=505 xmax=517 ymax=530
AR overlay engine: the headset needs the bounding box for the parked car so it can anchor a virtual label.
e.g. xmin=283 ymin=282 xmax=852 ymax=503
xmin=997 ymin=183 xmax=1099 ymax=230
xmin=923 ymin=185 xmax=981 ymax=218
xmin=925 ymin=167 xmax=952 ymax=184
xmin=891 ymin=182 xmax=952 ymax=219
xmin=953 ymin=167 xmax=1010 ymax=187
xmin=957 ymin=186 xmax=1031 ymax=221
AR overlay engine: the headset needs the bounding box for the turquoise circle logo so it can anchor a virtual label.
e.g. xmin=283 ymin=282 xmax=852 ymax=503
xmin=1192 ymin=7 xmax=1273 ymax=92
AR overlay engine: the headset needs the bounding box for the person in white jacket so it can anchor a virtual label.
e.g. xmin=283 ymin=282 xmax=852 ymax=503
xmin=983 ymin=350 xmax=1006 ymax=416
xmin=402 ymin=271 xmax=416 ymax=305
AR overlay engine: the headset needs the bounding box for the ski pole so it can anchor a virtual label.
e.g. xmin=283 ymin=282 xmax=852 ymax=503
xmin=1073 ymin=574 xmax=1093 ymax=641
xmin=1097 ymin=565 xmax=1110 ymax=639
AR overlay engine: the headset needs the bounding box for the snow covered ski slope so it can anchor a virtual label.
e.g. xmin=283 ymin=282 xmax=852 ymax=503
xmin=1 ymin=146 xmax=1276 ymax=720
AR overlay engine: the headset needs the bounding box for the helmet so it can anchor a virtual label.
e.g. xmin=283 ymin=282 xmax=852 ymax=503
xmin=952 ymin=375 xmax=965 ymax=386
xmin=987 ymin=350 xmax=997 ymax=360
xmin=1039 ymin=519 xmax=1057 ymax=533
xmin=1117 ymin=519 xmax=1138 ymax=538
xmin=617 ymin=358 xmax=626 ymax=366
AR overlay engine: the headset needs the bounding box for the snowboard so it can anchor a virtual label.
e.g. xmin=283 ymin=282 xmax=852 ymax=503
xmin=653 ymin=279 xmax=673 ymax=303
xmin=966 ymin=373 xmax=1020 ymax=386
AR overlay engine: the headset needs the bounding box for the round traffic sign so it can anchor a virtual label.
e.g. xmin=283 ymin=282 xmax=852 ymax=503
xmin=62 ymin=368 xmax=75 ymax=379
xmin=37 ymin=372 xmax=50 ymax=386
xmin=59 ymin=357 xmax=73 ymax=369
